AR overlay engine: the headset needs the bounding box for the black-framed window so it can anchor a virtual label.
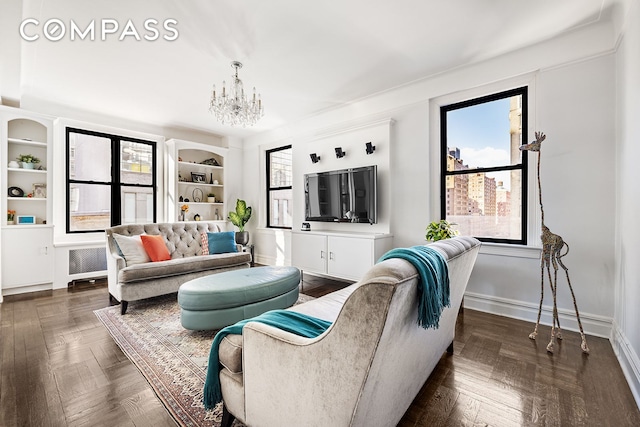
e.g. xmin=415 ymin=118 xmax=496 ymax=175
xmin=440 ymin=86 xmax=528 ymax=244
xmin=266 ymin=145 xmax=292 ymax=228
xmin=66 ymin=127 xmax=157 ymax=233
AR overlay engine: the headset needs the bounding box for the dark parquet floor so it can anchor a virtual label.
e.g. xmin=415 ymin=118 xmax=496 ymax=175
xmin=1 ymin=275 xmax=639 ymax=426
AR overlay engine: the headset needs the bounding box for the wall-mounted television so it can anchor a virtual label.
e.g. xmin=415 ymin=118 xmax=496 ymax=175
xmin=304 ymin=165 xmax=377 ymax=224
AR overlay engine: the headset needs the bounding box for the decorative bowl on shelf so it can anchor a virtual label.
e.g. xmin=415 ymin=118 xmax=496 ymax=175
xmin=8 ymin=186 xmax=24 ymax=197
xmin=8 ymin=160 xmax=20 ymax=168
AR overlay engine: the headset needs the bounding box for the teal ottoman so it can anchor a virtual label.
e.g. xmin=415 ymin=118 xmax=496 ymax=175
xmin=178 ymin=266 xmax=300 ymax=330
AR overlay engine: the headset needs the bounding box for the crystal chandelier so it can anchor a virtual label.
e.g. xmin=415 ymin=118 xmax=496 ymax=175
xmin=209 ymin=61 xmax=264 ymax=127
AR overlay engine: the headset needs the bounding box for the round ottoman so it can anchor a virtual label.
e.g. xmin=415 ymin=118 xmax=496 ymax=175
xmin=178 ymin=266 xmax=300 ymax=330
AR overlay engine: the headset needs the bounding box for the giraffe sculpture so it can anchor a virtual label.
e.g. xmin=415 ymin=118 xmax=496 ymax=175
xmin=519 ymin=132 xmax=589 ymax=354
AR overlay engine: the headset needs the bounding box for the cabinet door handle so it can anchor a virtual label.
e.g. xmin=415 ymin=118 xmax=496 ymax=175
xmin=321 ymin=250 xmax=325 ymax=259
xmin=329 ymin=252 xmax=334 ymax=260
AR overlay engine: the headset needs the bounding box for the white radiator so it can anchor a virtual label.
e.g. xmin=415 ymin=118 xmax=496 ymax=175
xmin=68 ymin=247 xmax=107 ymax=284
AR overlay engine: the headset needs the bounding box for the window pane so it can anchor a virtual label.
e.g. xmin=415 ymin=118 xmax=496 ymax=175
xmin=446 ymin=170 xmax=522 ymax=240
xmin=69 ymin=183 xmax=111 ymax=231
xmin=121 ymin=140 xmax=153 ymax=185
xmin=68 ymin=132 xmax=111 ymax=182
xmin=269 ymin=148 xmax=292 ymax=187
xmin=446 ymin=95 xmax=522 ymax=171
xmin=269 ymin=189 xmax=292 ymax=227
xmin=121 ymin=186 xmax=154 ymax=224
xmin=67 ymin=128 xmax=157 ymax=233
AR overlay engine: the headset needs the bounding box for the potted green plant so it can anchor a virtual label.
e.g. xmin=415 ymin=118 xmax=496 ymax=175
xmin=425 ymin=219 xmax=459 ymax=242
xmin=207 ymin=193 xmax=216 ymax=203
xmin=17 ymin=154 xmax=40 ymax=169
xmin=228 ymin=199 xmax=252 ymax=246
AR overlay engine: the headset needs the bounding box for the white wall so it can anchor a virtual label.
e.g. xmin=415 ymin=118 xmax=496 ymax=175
xmin=292 ymin=118 xmax=392 ymax=234
xmin=0 ymin=0 xmax=22 ymax=102
xmin=244 ymin=19 xmax=618 ymax=339
xmin=613 ymin=0 xmax=640 ymax=407
xmin=468 ymin=55 xmax=616 ymax=337
xmin=219 ymin=136 xmax=245 ymax=218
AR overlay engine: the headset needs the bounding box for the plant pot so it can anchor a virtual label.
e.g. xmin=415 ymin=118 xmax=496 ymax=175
xmin=235 ymin=231 xmax=249 ymax=246
xmin=22 ymin=162 xmax=35 ymax=169
xmin=207 ymin=196 xmax=216 ymax=203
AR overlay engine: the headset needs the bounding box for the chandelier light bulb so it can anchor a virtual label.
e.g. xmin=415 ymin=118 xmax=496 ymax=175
xmin=209 ymin=61 xmax=264 ymax=127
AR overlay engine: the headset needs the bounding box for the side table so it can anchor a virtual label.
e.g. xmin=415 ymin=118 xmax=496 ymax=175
xmin=243 ymin=244 xmax=255 ymax=267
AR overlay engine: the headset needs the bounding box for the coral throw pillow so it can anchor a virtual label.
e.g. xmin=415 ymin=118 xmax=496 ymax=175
xmin=140 ymin=234 xmax=171 ymax=262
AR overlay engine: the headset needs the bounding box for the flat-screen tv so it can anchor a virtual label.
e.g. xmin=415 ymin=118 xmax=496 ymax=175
xmin=304 ymin=165 xmax=377 ymax=224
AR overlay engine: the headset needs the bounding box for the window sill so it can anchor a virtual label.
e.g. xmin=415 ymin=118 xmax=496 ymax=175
xmin=479 ymin=242 xmax=541 ymax=259
xmin=255 ymin=227 xmax=292 ymax=233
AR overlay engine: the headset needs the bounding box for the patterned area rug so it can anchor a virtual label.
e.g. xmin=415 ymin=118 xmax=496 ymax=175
xmin=94 ymin=292 xmax=314 ymax=427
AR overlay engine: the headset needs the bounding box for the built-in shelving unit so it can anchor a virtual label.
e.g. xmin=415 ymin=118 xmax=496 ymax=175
xmin=5 ymin=135 xmax=49 ymax=225
xmin=166 ymin=139 xmax=228 ymax=222
xmin=1 ymin=107 xmax=55 ymax=294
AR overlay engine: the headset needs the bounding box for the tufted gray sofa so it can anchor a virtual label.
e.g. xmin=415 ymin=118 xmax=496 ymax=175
xmin=106 ymin=221 xmax=251 ymax=314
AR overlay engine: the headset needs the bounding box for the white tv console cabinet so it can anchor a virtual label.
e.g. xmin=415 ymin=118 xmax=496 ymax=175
xmin=291 ymin=230 xmax=393 ymax=282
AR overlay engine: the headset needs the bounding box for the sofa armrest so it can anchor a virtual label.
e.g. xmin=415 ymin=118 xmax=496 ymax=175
xmin=109 ymin=252 xmax=126 ymax=269
xmin=242 ymin=322 xmax=350 ymax=426
xmin=244 ymin=321 xmax=323 ymax=346
xmin=239 ymin=282 xmax=395 ymax=426
xmin=105 ymin=232 xmax=126 ymax=300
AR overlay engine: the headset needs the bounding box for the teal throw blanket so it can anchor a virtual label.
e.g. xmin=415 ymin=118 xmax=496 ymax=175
xmin=203 ymin=310 xmax=332 ymax=409
xmin=378 ymin=246 xmax=450 ymax=329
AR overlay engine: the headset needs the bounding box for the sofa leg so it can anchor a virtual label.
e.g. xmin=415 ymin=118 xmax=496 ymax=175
xmin=120 ymin=300 xmax=128 ymax=315
xmin=221 ymin=402 xmax=235 ymax=427
xmin=447 ymin=340 xmax=454 ymax=354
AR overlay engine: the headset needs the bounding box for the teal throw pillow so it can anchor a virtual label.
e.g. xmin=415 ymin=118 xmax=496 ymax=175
xmin=207 ymin=231 xmax=238 ymax=254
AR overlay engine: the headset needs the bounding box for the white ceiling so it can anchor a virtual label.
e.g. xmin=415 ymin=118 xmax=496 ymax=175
xmin=7 ymin=0 xmax=617 ymax=138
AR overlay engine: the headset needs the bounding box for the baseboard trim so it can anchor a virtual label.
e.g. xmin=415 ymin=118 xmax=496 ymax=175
xmin=463 ymin=291 xmax=612 ymax=338
xmin=254 ymin=254 xmax=290 ymax=267
xmin=611 ymin=322 xmax=640 ymax=409
xmin=2 ymin=282 xmax=52 ymax=297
